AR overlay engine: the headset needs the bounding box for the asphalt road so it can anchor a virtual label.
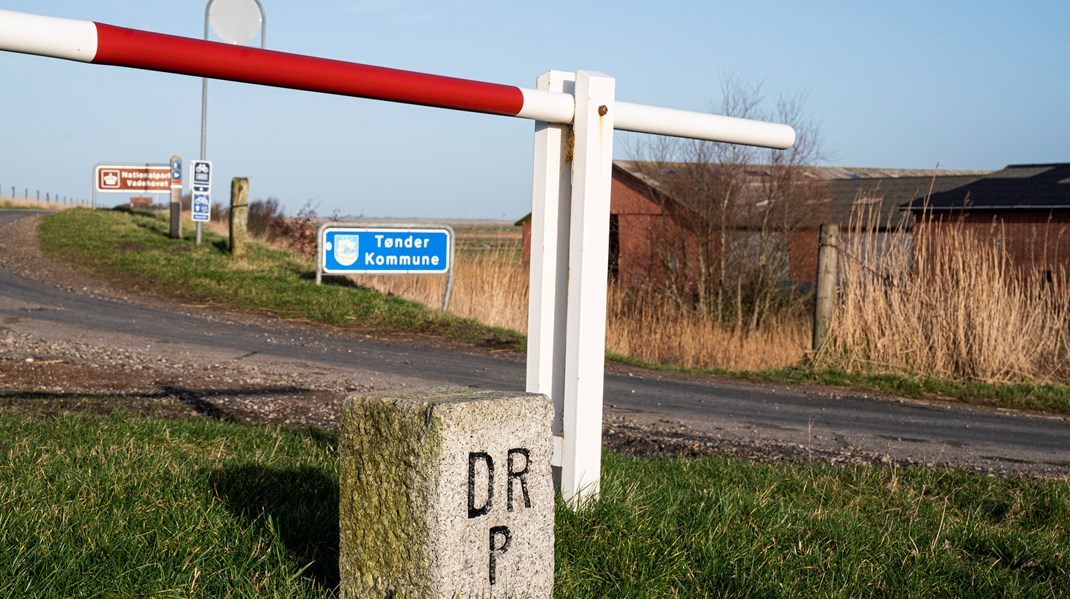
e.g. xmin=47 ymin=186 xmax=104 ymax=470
xmin=2 ymin=210 xmax=1068 ymax=475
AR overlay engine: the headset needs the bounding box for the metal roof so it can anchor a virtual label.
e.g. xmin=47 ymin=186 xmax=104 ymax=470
xmin=905 ymin=163 xmax=1070 ymax=212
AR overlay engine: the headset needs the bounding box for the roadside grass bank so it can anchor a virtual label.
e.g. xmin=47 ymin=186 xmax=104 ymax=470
xmin=37 ymin=208 xmax=521 ymax=350
xmin=33 ymin=208 xmax=1070 ymax=415
xmin=2 ymin=403 xmax=1067 ymax=598
xmin=608 ymin=352 xmax=1070 ymax=416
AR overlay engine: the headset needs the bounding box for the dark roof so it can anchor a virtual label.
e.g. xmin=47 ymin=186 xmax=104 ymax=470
xmin=905 ymin=163 xmax=1070 ymax=211
xmin=830 ymin=175 xmax=984 ymax=228
xmin=617 ymin=161 xmax=995 ymax=229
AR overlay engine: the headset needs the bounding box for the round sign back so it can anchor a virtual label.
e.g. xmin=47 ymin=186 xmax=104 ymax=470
xmin=207 ymin=0 xmax=263 ymax=45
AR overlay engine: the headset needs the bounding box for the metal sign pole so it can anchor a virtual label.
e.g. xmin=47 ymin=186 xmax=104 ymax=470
xmin=199 ymin=0 xmax=266 ymax=246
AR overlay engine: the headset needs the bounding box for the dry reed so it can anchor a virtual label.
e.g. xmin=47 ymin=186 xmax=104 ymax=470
xmin=605 ymin=287 xmax=809 ymax=370
xmin=819 ymin=209 xmax=1070 ymax=383
xmin=357 ymin=232 xmax=808 ymax=371
xmin=0 ymin=197 xmax=74 ymax=211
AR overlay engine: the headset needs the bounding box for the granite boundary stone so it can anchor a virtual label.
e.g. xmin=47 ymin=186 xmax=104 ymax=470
xmin=339 ymin=387 xmax=554 ymax=598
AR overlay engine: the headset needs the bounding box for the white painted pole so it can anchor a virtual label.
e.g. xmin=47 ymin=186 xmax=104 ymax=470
xmin=526 ymin=71 xmax=575 ymax=474
xmin=616 ymin=101 xmax=796 ymax=149
xmin=560 ymin=71 xmax=615 ymax=508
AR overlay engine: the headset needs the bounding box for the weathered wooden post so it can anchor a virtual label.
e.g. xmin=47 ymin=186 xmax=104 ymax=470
xmin=339 ymin=388 xmax=554 ymax=598
xmin=813 ymin=223 xmax=839 ymax=353
xmin=229 ymin=176 xmax=248 ymax=258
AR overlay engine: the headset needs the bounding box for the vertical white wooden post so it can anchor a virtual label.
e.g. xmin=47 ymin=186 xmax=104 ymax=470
xmin=527 ymin=70 xmax=615 ymax=508
xmin=526 ymin=71 xmax=575 ymax=476
xmin=561 ymin=71 xmax=615 ymax=507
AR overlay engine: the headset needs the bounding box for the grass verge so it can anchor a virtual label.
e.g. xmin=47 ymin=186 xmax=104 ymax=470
xmin=2 ymin=403 xmax=1067 ymax=597
xmin=0 ymin=401 xmax=338 ymax=598
xmin=37 ymin=209 xmax=521 ymax=350
xmin=608 ymin=351 xmax=1070 ymax=416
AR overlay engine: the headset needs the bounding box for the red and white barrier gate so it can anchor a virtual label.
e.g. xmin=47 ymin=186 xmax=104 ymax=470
xmin=0 ymin=8 xmax=795 ymax=507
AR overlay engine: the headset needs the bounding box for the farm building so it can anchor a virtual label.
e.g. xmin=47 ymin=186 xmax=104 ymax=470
xmin=790 ymin=168 xmax=986 ymax=282
xmin=518 ymin=161 xmax=988 ymax=286
xmin=903 ymin=163 xmax=1070 ymax=277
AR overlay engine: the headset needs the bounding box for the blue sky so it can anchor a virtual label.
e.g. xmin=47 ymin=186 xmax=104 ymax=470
xmin=1 ymin=1 xmax=1067 ymax=219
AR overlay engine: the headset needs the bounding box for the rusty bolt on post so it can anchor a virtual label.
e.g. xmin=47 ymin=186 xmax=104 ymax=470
xmin=598 ymin=105 xmax=608 ymax=116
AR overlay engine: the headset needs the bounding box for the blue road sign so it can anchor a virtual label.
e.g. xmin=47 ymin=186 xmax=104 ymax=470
xmin=192 ymin=192 xmax=211 ymax=222
xmin=320 ymin=226 xmax=452 ymax=274
xmin=190 ymin=160 xmax=212 ymax=193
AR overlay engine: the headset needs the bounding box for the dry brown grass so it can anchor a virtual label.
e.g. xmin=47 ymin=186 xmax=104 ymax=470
xmin=0 ymin=196 xmax=76 ymax=211
xmin=355 ymin=225 xmax=808 ymax=371
xmin=819 ymin=212 xmax=1070 ymax=383
xmin=605 ymin=287 xmax=809 ymax=370
xmin=358 ymin=248 xmax=530 ymax=332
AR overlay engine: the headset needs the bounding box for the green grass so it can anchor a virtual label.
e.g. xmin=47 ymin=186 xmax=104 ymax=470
xmin=2 ymin=403 xmax=1067 ymax=597
xmin=557 ymin=453 xmax=1070 ymax=598
xmin=750 ymin=368 xmax=1070 ymax=414
xmin=0 ymin=402 xmax=339 ymax=598
xmin=608 ymin=351 xmax=1070 ymax=416
xmin=37 ymin=209 xmax=521 ymax=349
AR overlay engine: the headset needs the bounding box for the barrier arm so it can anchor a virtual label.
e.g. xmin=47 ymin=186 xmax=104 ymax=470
xmin=0 ymin=9 xmax=794 ymax=148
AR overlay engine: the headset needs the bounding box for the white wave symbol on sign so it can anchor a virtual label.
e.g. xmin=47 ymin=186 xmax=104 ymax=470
xmin=333 ymin=235 xmax=360 ymax=266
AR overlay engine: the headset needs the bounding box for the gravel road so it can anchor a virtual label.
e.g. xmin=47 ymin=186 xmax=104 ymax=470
xmin=2 ymin=210 xmax=1068 ymax=476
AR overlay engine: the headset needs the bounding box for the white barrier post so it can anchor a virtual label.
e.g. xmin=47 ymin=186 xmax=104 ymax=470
xmin=526 ymin=71 xmax=573 ymax=486
xmin=559 ymin=71 xmax=616 ymax=506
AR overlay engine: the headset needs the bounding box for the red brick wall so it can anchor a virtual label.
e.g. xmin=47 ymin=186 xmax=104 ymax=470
xmin=787 ymin=229 xmax=819 ymax=283
xmin=521 ymin=167 xmax=837 ymax=287
xmin=918 ymin=210 xmax=1070 ymax=275
xmin=520 ymin=167 xmax=665 ymax=271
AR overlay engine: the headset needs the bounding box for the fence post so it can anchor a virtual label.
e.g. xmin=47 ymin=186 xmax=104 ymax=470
xmin=229 ymin=177 xmax=249 ymax=258
xmin=813 ymin=223 xmax=839 ymax=353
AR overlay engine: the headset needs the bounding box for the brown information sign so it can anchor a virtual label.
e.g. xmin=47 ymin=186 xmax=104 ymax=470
xmin=94 ymin=164 xmax=171 ymax=193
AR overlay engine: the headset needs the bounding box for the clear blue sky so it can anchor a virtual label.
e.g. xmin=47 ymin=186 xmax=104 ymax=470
xmin=1 ymin=1 xmax=1067 ymax=219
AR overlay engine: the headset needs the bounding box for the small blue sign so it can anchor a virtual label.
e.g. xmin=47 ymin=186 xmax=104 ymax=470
xmin=321 ymin=227 xmax=452 ymax=274
xmin=191 ymin=160 xmax=211 ymax=185
xmin=192 ymin=192 xmax=211 ymax=223
xmin=190 ymin=160 xmax=212 ymax=193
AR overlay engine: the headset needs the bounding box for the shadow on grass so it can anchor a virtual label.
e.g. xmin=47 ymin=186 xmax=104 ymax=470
xmin=209 ymin=463 xmax=340 ymax=591
xmin=298 ymin=270 xmax=367 ymax=289
xmin=0 ymin=385 xmax=326 ymax=423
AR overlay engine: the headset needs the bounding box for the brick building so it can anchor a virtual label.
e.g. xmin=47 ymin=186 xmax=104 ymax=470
xmin=903 ymin=163 xmax=1070 ymax=276
xmin=519 ymin=161 xmax=989 ymax=286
